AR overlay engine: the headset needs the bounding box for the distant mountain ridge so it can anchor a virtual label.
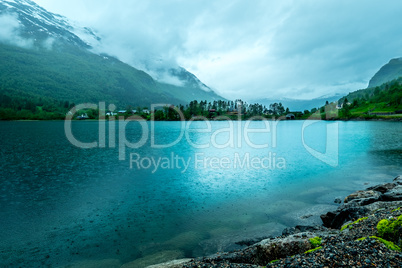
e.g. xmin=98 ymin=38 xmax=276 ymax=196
xmin=264 ymin=57 xmax=402 ymax=112
xmin=338 ymin=57 xmax=402 ymax=104
xmin=332 ymin=57 xmax=402 ymax=119
xmin=368 ymin=57 xmax=402 ymax=88
xmin=0 ymin=0 xmax=223 ymax=108
xmin=250 ymin=94 xmax=343 ymax=112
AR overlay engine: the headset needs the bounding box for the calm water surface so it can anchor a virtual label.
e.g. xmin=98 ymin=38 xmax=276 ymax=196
xmin=0 ymin=121 xmax=401 ymax=267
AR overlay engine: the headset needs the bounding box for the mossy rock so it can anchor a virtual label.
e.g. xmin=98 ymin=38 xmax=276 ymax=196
xmin=376 ymin=215 xmax=402 ymax=243
xmin=370 ymin=236 xmax=401 ymax=251
xmin=309 ymin=237 xmax=322 ymax=248
xmin=304 ymin=246 xmax=322 ymax=254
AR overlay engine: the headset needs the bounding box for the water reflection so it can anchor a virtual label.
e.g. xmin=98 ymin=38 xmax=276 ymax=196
xmin=0 ymin=121 xmax=400 ymax=267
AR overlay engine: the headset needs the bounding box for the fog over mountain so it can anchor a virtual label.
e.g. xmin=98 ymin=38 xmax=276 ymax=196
xmin=0 ymin=0 xmax=223 ymax=108
xmin=31 ymin=0 xmax=402 ymax=101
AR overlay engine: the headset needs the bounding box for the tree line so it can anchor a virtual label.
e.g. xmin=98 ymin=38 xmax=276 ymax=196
xmin=0 ymin=93 xmax=73 ymax=120
xmin=1 ymin=79 xmax=399 ymax=121
xmin=132 ymin=100 xmax=293 ymax=121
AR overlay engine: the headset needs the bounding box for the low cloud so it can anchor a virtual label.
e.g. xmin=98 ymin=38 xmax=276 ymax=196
xmin=31 ymin=0 xmax=402 ymax=100
xmin=0 ymin=12 xmax=34 ymax=49
xmin=42 ymin=37 xmax=55 ymax=50
xmin=149 ymin=69 xmax=185 ymax=87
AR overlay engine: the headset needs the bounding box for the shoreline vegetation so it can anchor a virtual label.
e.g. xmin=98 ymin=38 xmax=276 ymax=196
xmin=138 ymin=175 xmax=402 ymax=268
xmin=1 ymin=98 xmax=401 ymax=122
xmin=1 ymin=77 xmax=401 ymax=121
xmin=5 ymin=116 xmax=402 ymax=122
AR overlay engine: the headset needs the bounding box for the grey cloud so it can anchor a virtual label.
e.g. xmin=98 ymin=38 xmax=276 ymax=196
xmin=33 ymin=0 xmax=402 ymax=100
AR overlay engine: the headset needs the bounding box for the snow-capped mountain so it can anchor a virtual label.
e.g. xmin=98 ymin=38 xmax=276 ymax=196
xmin=0 ymin=0 xmax=221 ymax=95
xmin=0 ymin=0 xmax=100 ymax=48
xmin=0 ymin=0 xmax=223 ymax=107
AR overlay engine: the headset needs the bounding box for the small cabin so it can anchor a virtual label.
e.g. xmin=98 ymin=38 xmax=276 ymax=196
xmin=286 ymin=113 xmax=295 ymax=120
xmin=77 ymin=113 xmax=89 ymax=120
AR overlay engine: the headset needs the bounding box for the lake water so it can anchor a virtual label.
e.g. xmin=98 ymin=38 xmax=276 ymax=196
xmin=0 ymin=120 xmax=401 ymax=267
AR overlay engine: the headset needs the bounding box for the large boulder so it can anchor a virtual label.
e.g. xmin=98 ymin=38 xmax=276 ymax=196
xmin=254 ymin=232 xmax=320 ymax=265
xmin=282 ymin=225 xmax=328 ymax=236
xmin=321 ymin=176 xmax=402 ymax=229
xmin=182 ymin=230 xmax=333 ymax=266
xmin=320 ymin=206 xmax=369 ymax=229
xmin=381 ymin=185 xmax=402 ymax=201
xmin=343 ymin=190 xmax=381 ymax=205
xmin=367 ymin=182 xmax=397 ymax=194
xmin=394 ymin=175 xmax=402 ymax=185
xmin=364 ymin=201 xmax=402 ymax=211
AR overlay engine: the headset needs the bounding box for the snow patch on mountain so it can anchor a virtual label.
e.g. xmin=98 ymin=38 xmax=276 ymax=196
xmin=0 ymin=0 xmax=101 ymax=48
xmin=0 ymin=0 xmax=218 ymax=93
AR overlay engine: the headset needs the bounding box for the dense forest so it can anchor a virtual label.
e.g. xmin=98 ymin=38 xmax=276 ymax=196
xmin=0 ymin=42 xmax=222 ymax=113
xmin=0 ymin=93 xmax=71 ymax=120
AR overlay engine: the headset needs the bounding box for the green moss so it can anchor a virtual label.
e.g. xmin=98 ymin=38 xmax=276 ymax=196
xmin=304 ymin=246 xmax=322 ymax=254
xmin=376 ymin=215 xmax=402 ymax=242
xmin=391 ymin=207 xmax=401 ymax=212
xmin=370 ymin=236 xmax=401 ymax=251
xmin=377 ymin=219 xmax=390 ymax=236
xmin=341 ymin=217 xmax=369 ymax=231
xmin=340 ymin=224 xmax=350 ymax=231
xmin=356 ymin=237 xmax=367 ymax=241
xmin=269 ymin=260 xmax=279 ymax=264
xmin=309 ymin=237 xmax=322 ymax=248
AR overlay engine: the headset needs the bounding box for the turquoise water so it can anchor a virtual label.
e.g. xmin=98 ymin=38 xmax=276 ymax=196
xmin=0 ymin=121 xmax=401 ymax=267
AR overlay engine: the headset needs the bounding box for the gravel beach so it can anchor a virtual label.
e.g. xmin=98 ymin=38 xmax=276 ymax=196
xmin=148 ymin=175 xmax=402 ymax=268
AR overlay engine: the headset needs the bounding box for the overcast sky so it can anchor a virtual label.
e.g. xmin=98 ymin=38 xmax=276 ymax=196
xmin=32 ymin=0 xmax=402 ymax=100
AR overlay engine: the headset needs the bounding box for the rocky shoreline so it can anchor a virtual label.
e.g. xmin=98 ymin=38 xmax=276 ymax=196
xmin=148 ymin=175 xmax=402 ymax=268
